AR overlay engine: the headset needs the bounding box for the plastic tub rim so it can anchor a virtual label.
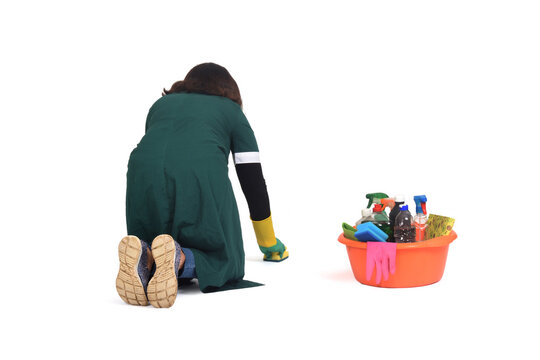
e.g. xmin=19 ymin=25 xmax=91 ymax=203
xmin=338 ymin=230 xmax=457 ymax=249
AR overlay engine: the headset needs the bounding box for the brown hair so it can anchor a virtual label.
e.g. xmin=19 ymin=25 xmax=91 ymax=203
xmin=162 ymin=63 xmax=242 ymax=106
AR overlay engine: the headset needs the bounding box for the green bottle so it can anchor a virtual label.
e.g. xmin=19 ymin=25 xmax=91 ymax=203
xmin=372 ymin=204 xmax=393 ymax=239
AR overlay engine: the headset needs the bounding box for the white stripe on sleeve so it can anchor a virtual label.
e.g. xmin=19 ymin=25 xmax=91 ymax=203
xmin=234 ymin=152 xmax=260 ymax=165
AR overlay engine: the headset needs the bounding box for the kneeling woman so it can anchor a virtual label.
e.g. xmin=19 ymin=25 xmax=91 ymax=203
xmin=115 ymin=63 xmax=288 ymax=308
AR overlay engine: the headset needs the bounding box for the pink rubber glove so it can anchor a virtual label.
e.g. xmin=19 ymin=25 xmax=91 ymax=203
xmin=366 ymin=242 xmax=397 ymax=284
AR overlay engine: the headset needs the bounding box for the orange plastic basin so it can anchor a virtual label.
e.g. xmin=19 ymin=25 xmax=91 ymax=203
xmin=338 ymin=231 xmax=457 ymax=288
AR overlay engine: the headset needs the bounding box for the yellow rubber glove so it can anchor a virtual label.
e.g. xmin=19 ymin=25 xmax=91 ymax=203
xmin=252 ymin=215 xmax=289 ymax=262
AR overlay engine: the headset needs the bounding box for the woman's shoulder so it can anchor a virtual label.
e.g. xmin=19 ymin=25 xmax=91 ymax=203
xmin=157 ymin=92 xmax=240 ymax=107
xmin=189 ymin=92 xmax=243 ymax=113
xmin=147 ymin=93 xmax=245 ymax=128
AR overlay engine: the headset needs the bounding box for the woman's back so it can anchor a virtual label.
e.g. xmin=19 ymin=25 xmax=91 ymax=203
xmin=133 ymin=92 xmax=241 ymax=170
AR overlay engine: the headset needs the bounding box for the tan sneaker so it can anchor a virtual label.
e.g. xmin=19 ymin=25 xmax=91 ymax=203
xmin=147 ymin=234 xmax=185 ymax=308
xmin=116 ymin=236 xmax=153 ymax=306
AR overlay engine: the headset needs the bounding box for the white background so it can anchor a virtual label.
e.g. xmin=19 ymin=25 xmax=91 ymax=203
xmin=1 ymin=1 xmax=539 ymax=359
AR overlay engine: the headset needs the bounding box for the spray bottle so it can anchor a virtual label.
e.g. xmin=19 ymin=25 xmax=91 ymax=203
xmin=389 ymin=195 xmax=405 ymax=240
xmin=413 ymin=195 xmax=428 ymax=242
xmin=355 ymin=208 xmax=375 ymax=227
xmin=380 ymin=198 xmax=395 ymax=212
xmin=372 ymin=204 xmax=389 ymax=222
xmin=365 ymin=193 xmax=389 ymax=208
xmin=380 ymin=198 xmax=396 ymax=240
xmin=372 ymin=203 xmax=392 ymax=238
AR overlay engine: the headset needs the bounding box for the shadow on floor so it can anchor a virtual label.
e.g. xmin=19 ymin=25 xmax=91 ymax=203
xmin=245 ymin=255 xmax=263 ymax=262
xmin=320 ymin=269 xmax=355 ymax=282
xmin=178 ymin=279 xmax=201 ymax=295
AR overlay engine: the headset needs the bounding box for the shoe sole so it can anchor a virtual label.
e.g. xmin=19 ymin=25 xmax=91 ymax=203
xmin=116 ymin=236 xmax=148 ymax=306
xmin=147 ymin=235 xmax=178 ymax=308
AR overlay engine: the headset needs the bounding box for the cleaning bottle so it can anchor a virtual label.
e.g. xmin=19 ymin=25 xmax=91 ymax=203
xmin=365 ymin=192 xmax=389 ymax=208
xmin=388 ymin=195 xmax=405 ymax=236
xmin=380 ymin=198 xmax=396 ymax=241
xmin=372 ymin=203 xmax=392 ymax=238
xmin=380 ymin=198 xmax=395 ymax=212
xmin=355 ymin=208 xmax=375 ymax=227
xmin=394 ymin=204 xmax=415 ymax=243
xmin=413 ymin=195 xmax=428 ymax=242
xmin=372 ymin=204 xmax=389 ymax=222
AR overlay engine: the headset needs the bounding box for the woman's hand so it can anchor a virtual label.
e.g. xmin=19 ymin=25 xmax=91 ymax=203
xmin=259 ymin=238 xmax=289 ymax=262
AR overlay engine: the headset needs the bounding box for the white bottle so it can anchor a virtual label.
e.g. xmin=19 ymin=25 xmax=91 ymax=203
xmin=355 ymin=208 xmax=375 ymax=227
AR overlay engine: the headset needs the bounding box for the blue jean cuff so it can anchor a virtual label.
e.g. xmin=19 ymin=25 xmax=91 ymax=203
xmin=178 ymin=247 xmax=197 ymax=279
